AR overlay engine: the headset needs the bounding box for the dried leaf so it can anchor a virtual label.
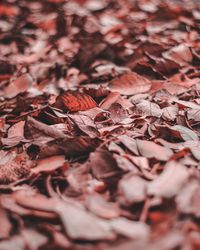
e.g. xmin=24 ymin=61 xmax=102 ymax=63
xmin=88 ymin=150 xmax=122 ymax=181
xmin=110 ymin=72 xmax=151 ymax=95
xmin=0 ymin=151 xmax=32 ymax=184
xmin=136 ymin=139 xmax=173 ymax=161
xmin=56 ymin=201 xmax=115 ymax=240
xmin=55 ymin=91 xmax=97 ymax=112
xmin=136 ymin=100 xmax=162 ymax=118
xmin=110 ymin=218 xmax=149 ymax=240
xmin=163 ymin=44 xmax=193 ymax=66
xmin=148 ymin=161 xmax=189 ymax=198
xmin=176 ymin=178 xmax=200 ymax=218
xmin=32 ymin=155 xmax=66 ymax=174
xmin=4 ymin=74 xmax=33 ymax=98
xmin=171 ymin=125 xmax=199 ymax=141
xmin=119 ymin=175 xmax=147 ymax=205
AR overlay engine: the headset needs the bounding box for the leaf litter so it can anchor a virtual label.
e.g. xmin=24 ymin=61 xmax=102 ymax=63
xmin=0 ymin=0 xmax=199 ymax=249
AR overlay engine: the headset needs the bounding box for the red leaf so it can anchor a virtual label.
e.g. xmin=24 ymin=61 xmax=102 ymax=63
xmin=55 ymin=91 xmax=97 ymax=112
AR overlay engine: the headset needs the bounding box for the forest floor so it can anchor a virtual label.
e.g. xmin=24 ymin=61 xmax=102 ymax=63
xmin=0 ymin=0 xmax=200 ymax=249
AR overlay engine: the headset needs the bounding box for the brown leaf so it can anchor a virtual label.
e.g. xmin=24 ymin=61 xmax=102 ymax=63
xmin=118 ymin=175 xmax=147 ymax=205
xmin=187 ymin=108 xmax=200 ymax=122
xmin=176 ymin=178 xmax=200 ymax=218
xmin=110 ymin=218 xmax=149 ymax=240
xmin=55 ymin=91 xmax=97 ymax=112
xmin=32 ymin=155 xmax=66 ymax=174
xmin=0 ymin=235 xmax=26 ymax=250
xmin=163 ymin=44 xmax=193 ymax=66
xmin=0 ymin=151 xmax=32 ymax=184
xmin=56 ymin=200 xmax=115 ymax=241
xmin=68 ymin=113 xmax=100 ymax=138
xmin=0 ymin=207 xmax=12 ymax=239
xmin=110 ymin=72 xmax=151 ymax=95
xmin=108 ymin=103 xmax=128 ymax=123
xmin=21 ymin=229 xmax=48 ymax=250
xmin=136 ymin=100 xmax=162 ymax=118
xmin=100 ymin=92 xmax=132 ymax=109
xmin=1 ymin=121 xmax=25 ymax=147
xmin=24 ymin=116 xmax=66 ymax=143
xmin=87 ymin=194 xmax=120 ymax=219
xmin=88 ymin=150 xmax=122 ymax=181
xmin=48 ymin=136 xmax=100 ymax=157
xmin=171 ymin=125 xmax=199 ymax=141
xmin=148 ymin=161 xmax=189 ymax=198
xmin=162 ymin=106 xmax=178 ymax=121
xmin=136 ymin=139 xmax=173 ymax=161
xmin=113 ymin=154 xmax=139 ymax=173
xmin=4 ymin=74 xmax=33 ymax=98
xmin=118 ymin=135 xmax=139 ymax=155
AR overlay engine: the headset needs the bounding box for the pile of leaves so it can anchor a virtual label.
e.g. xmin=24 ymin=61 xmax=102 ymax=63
xmin=0 ymin=0 xmax=200 ymax=249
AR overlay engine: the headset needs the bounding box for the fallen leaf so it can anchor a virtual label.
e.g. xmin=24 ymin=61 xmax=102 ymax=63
xmin=110 ymin=218 xmax=149 ymax=239
xmin=87 ymin=194 xmax=120 ymax=219
xmin=88 ymin=150 xmax=122 ymax=181
xmin=1 ymin=121 xmax=25 ymax=147
xmin=48 ymin=136 xmax=99 ymax=156
xmin=0 ymin=151 xmax=32 ymax=184
xmin=148 ymin=161 xmax=189 ymax=198
xmin=0 ymin=207 xmax=12 ymax=239
xmin=162 ymin=106 xmax=178 ymax=121
xmin=163 ymin=44 xmax=193 ymax=66
xmin=118 ymin=175 xmax=147 ymax=205
xmin=136 ymin=100 xmax=162 ymax=118
xmin=171 ymin=125 xmax=199 ymax=141
xmin=0 ymin=5 xmax=18 ymax=16
xmin=32 ymin=155 xmax=66 ymax=174
xmin=24 ymin=116 xmax=66 ymax=143
xmin=136 ymin=139 xmax=173 ymax=161
xmin=187 ymin=108 xmax=200 ymax=122
xmin=56 ymin=200 xmax=115 ymax=240
xmin=110 ymin=72 xmax=151 ymax=95
xmin=55 ymin=91 xmax=97 ymax=112
xmin=4 ymin=74 xmax=33 ymax=99
xmin=176 ymin=178 xmax=200 ymax=218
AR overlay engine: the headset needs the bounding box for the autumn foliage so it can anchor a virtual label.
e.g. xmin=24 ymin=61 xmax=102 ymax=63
xmin=0 ymin=0 xmax=199 ymax=249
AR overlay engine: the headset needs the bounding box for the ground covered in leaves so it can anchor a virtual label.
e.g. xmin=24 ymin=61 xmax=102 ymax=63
xmin=0 ymin=0 xmax=200 ymax=249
